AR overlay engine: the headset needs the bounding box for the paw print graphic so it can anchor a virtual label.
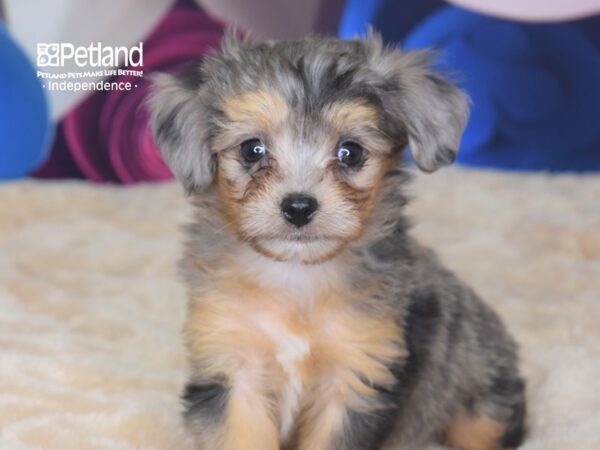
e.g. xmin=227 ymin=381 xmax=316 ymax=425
xmin=37 ymin=43 xmax=60 ymax=67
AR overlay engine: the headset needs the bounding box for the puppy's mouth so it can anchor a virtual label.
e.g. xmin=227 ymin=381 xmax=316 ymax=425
xmin=255 ymin=228 xmax=337 ymax=243
xmin=251 ymin=234 xmax=346 ymax=264
xmin=285 ymin=234 xmax=328 ymax=242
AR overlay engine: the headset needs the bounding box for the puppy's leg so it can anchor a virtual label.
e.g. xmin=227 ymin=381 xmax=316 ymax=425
xmin=445 ymin=376 xmax=526 ymax=450
xmin=295 ymin=338 xmax=404 ymax=449
xmin=294 ymin=380 xmax=398 ymax=450
xmin=183 ymin=295 xmax=280 ymax=450
xmin=183 ymin=372 xmax=279 ymax=450
xmin=293 ymin=386 xmax=347 ymax=450
xmin=291 ymin=308 xmax=404 ymax=450
xmin=445 ymin=412 xmax=506 ymax=450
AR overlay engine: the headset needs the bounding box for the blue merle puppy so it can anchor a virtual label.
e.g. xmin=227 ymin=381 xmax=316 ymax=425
xmin=149 ymin=33 xmax=526 ymax=450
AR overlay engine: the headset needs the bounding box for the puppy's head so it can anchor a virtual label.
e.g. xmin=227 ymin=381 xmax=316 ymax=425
xmin=150 ymin=34 xmax=469 ymax=264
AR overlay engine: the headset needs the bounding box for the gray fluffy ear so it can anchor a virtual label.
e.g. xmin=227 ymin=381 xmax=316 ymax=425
xmin=149 ymin=68 xmax=214 ymax=192
xmin=369 ymin=40 xmax=470 ymax=172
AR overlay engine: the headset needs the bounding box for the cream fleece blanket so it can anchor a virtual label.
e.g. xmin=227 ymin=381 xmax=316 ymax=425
xmin=1 ymin=168 xmax=599 ymax=450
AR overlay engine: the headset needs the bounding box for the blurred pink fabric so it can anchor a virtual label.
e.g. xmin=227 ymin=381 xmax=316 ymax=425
xmin=52 ymin=5 xmax=224 ymax=183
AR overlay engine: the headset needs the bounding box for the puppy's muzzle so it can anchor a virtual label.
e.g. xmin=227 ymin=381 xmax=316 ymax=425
xmin=281 ymin=194 xmax=318 ymax=228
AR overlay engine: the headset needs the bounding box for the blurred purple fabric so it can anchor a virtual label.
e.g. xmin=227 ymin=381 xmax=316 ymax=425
xmin=35 ymin=4 xmax=224 ymax=183
xmin=33 ymin=125 xmax=85 ymax=179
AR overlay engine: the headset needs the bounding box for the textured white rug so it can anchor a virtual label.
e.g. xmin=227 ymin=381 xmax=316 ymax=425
xmin=1 ymin=168 xmax=599 ymax=450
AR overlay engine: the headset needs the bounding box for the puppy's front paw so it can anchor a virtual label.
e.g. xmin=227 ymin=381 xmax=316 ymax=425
xmin=182 ymin=379 xmax=278 ymax=450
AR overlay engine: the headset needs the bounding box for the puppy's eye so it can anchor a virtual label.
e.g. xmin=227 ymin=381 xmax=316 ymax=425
xmin=337 ymin=141 xmax=364 ymax=167
xmin=240 ymin=139 xmax=267 ymax=163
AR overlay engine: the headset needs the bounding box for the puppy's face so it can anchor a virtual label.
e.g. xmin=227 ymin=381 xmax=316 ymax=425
xmin=151 ymin=35 xmax=469 ymax=263
xmin=212 ymin=90 xmax=399 ymax=263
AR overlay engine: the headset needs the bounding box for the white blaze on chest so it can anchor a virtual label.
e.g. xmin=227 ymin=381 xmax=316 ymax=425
xmin=238 ymin=247 xmax=348 ymax=438
xmin=257 ymin=317 xmax=310 ymax=440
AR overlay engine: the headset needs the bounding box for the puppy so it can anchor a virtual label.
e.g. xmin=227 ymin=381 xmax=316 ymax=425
xmin=150 ymin=34 xmax=526 ymax=450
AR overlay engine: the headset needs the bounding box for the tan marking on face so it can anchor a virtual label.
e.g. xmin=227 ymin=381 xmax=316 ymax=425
xmin=213 ymin=158 xmax=246 ymax=237
xmin=445 ymin=412 xmax=506 ymax=450
xmin=329 ymin=154 xmax=396 ymax=242
xmin=214 ymin=141 xmax=287 ymax=247
xmin=223 ymin=90 xmax=289 ymax=134
xmin=357 ymin=155 xmax=396 ymax=216
xmin=325 ymin=100 xmax=379 ymax=134
xmin=323 ymin=100 xmax=398 ymax=239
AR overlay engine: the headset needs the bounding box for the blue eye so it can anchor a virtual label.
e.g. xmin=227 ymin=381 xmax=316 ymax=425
xmin=240 ymin=139 xmax=266 ymax=163
xmin=337 ymin=141 xmax=364 ymax=167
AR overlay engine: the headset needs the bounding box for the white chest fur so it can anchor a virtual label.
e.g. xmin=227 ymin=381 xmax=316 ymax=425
xmin=229 ymin=247 xmax=358 ymax=441
xmin=257 ymin=318 xmax=310 ymax=440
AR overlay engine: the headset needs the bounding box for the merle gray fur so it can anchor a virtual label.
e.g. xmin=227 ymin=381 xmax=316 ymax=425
xmin=150 ymin=33 xmax=469 ymax=192
xmin=150 ymin=33 xmax=525 ymax=450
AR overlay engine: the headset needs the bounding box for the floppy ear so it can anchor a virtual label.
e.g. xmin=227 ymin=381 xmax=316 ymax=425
xmin=149 ymin=65 xmax=215 ymax=192
xmin=370 ymin=41 xmax=470 ymax=172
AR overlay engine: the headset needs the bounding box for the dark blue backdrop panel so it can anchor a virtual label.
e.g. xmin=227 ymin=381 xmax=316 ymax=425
xmin=338 ymin=0 xmax=600 ymax=172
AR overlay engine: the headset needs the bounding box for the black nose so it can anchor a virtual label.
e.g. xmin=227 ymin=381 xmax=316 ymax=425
xmin=281 ymin=194 xmax=318 ymax=228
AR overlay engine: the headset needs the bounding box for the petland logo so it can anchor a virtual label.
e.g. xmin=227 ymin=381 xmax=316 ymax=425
xmin=36 ymin=42 xmax=144 ymax=92
xmin=37 ymin=42 xmax=143 ymax=68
